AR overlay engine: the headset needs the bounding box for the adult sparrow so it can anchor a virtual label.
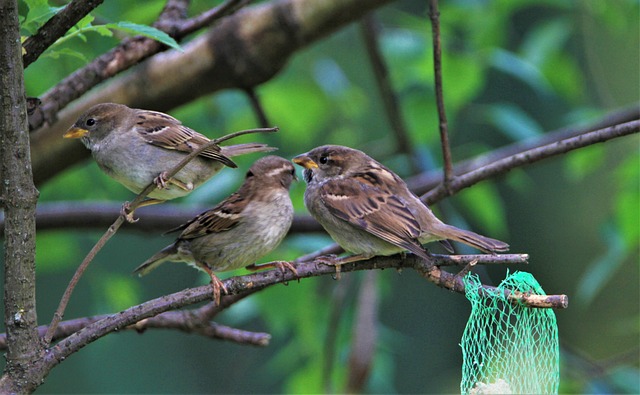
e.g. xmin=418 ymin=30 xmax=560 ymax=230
xmin=133 ymin=156 xmax=297 ymax=304
xmin=64 ymin=103 xmax=275 ymax=219
xmin=293 ymin=145 xmax=509 ymax=263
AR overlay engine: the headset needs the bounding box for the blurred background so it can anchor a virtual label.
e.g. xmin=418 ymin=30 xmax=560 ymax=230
xmin=3 ymin=0 xmax=639 ymax=393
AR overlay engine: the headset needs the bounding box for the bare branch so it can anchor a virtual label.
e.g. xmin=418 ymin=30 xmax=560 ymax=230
xmin=428 ymin=0 xmax=454 ymax=186
xmin=415 ymin=264 xmax=569 ymax=309
xmin=346 ymin=271 xmax=378 ymax=393
xmin=0 ymin=202 xmax=322 ymax=234
xmin=421 ymin=119 xmax=640 ymax=204
xmin=179 ymin=0 xmax=249 ymax=36
xmin=406 ymin=105 xmax=640 ymax=196
xmin=22 ymin=0 xmax=105 ymax=67
xmin=360 ymin=15 xmax=416 ymax=171
xmin=0 ymin=292 xmax=257 ymax=350
xmin=244 ymin=88 xmax=271 ymax=128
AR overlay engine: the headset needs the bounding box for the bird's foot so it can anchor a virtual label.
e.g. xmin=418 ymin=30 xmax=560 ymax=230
xmin=209 ymin=274 xmax=228 ymax=306
xmin=153 ymin=171 xmax=170 ymax=190
xmin=120 ymin=202 xmax=138 ymax=223
xmin=246 ymin=261 xmax=299 ymax=283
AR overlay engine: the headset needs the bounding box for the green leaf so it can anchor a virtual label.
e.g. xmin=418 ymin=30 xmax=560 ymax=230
xmin=456 ymin=181 xmax=507 ymax=237
xmin=105 ymin=22 xmax=182 ymax=51
xmin=35 ymin=232 xmax=83 ymax=273
xmin=490 ymin=48 xmax=551 ymax=94
xmin=484 ymin=103 xmax=544 ymax=141
xmin=542 ymin=54 xmax=585 ymax=101
xmin=95 ymin=273 xmax=141 ymax=311
xmin=75 ymin=13 xmax=95 ymax=29
xmin=565 ymin=144 xmax=605 ymax=181
xmin=41 ymin=47 xmax=88 ymax=62
xmin=521 ymin=18 xmax=571 ymax=66
xmin=93 ymin=25 xmax=115 ymax=38
xmin=22 ymin=0 xmax=63 ymax=34
xmin=442 ymin=52 xmax=486 ymax=115
xmin=575 ymin=223 xmax=627 ymax=307
xmin=614 ymin=154 xmax=640 ymax=250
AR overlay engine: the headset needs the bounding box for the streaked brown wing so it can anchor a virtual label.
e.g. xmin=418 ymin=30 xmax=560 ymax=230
xmin=319 ymin=173 xmax=429 ymax=259
xmin=135 ymin=110 xmax=236 ymax=167
xmin=175 ymin=192 xmax=247 ymax=239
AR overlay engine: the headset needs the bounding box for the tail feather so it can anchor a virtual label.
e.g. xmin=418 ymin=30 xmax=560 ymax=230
xmin=133 ymin=244 xmax=179 ymax=277
xmin=433 ymin=224 xmax=509 ymax=254
xmin=221 ymin=143 xmax=277 ymax=158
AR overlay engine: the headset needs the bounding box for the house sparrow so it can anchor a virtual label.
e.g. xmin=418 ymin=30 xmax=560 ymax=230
xmin=293 ymin=145 xmax=509 ymax=264
xmin=133 ymin=156 xmax=297 ymax=304
xmin=64 ymin=103 xmax=276 ymax=219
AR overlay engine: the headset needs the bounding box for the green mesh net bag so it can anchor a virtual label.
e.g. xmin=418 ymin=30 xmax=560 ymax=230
xmin=460 ymin=271 xmax=560 ymax=394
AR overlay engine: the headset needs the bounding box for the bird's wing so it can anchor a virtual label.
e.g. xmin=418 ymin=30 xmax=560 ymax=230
xmin=134 ymin=110 xmax=236 ymax=168
xmin=318 ymin=169 xmax=429 ymax=259
xmin=168 ymin=192 xmax=247 ymax=239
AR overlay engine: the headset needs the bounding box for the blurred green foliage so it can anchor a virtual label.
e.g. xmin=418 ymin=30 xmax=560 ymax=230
xmin=3 ymin=0 xmax=639 ymax=393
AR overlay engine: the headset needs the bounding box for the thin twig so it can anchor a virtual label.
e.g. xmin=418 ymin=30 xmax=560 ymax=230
xmin=244 ymin=88 xmax=270 ymax=128
xmin=323 ymin=275 xmax=353 ymax=393
xmin=180 ymin=0 xmax=250 ymax=35
xmin=428 ymin=0 xmax=454 ymax=186
xmin=43 ymin=127 xmax=278 ymax=345
xmin=421 ymin=119 xmax=640 ymax=204
xmin=346 ymin=271 xmax=378 ymax=393
xmin=3 ymin=292 xmax=256 ymax=350
xmin=415 ymin=264 xmax=569 ymax=309
xmin=0 ymin=201 xmax=320 ymax=234
xmin=406 ymin=104 xmax=640 ymax=196
xmin=360 ymin=15 xmax=416 ymax=171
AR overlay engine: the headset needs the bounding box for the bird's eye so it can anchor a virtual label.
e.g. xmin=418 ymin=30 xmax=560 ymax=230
xmin=246 ymin=170 xmax=254 ymax=178
xmin=319 ymin=156 xmax=329 ymax=165
xmin=85 ymin=118 xmax=96 ymax=127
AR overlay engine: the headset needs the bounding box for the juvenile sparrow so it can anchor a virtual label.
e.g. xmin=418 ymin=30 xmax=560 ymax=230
xmin=64 ymin=103 xmax=275 ymax=219
xmin=293 ymin=145 xmax=509 ymax=263
xmin=133 ymin=156 xmax=297 ymax=304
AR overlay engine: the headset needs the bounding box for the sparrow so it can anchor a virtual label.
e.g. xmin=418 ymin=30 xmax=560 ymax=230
xmin=133 ymin=155 xmax=297 ymax=304
xmin=293 ymin=145 xmax=509 ymax=264
xmin=64 ymin=103 xmax=276 ymax=220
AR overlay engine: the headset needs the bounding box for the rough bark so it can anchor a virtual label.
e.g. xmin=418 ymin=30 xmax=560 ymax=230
xmin=0 ymin=1 xmax=42 ymax=393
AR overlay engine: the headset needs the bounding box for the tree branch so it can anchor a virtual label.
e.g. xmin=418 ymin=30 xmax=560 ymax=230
xmin=9 ymin=253 xmax=530 ymax=371
xmin=421 ymin=119 xmax=640 ymax=204
xmin=360 ymin=15 xmax=416 ymax=171
xmin=41 ymin=252 xmax=560 ymax=366
xmin=406 ymin=105 xmax=640 ymax=196
xmin=0 ymin=291 xmax=259 ymax=350
xmin=428 ymin=0 xmax=454 ymax=186
xmin=22 ymin=0 xmax=105 ymax=67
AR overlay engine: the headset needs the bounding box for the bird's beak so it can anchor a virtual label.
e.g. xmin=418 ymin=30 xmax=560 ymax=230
xmin=292 ymin=154 xmax=318 ymax=169
xmin=63 ymin=126 xmax=88 ymax=139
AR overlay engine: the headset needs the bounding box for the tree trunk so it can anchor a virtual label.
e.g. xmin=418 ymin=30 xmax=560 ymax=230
xmin=0 ymin=1 xmax=42 ymax=393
